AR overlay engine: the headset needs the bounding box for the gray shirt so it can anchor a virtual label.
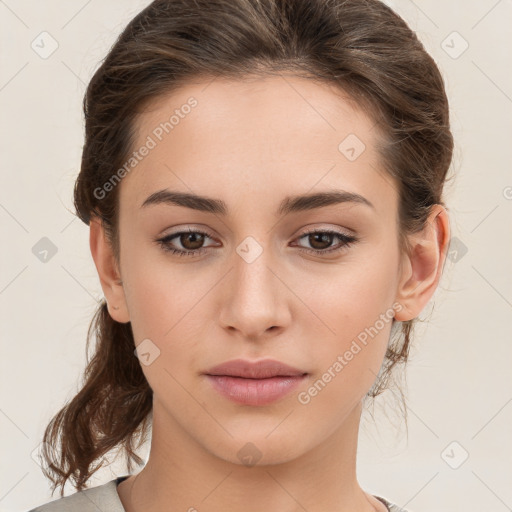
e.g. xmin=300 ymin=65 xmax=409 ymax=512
xmin=28 ymin=476 xmax=411 ymax=512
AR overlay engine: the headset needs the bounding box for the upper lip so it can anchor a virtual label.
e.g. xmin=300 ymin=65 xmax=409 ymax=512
xmin=204 ymin=359 xmax=307 ymax=379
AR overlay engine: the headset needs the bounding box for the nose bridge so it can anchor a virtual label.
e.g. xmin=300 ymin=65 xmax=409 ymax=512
xmin=233 ymin=233 xmax=279 ymax=306
xmin=219 ymin=232 xmax=290 ymax=337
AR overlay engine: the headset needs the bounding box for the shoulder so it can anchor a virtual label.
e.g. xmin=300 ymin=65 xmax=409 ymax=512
xmin=374 ymin=495 xmax=412 ymax=512
xmin=26 ymin=478 xmax=126 ymax=512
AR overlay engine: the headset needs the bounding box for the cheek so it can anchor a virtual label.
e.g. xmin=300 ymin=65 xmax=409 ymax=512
xmin=122 ymin=246 xmax=205 ymax=336
xmin=293 ymin=249 xmax=399 ymax=392
xmin=121 ymin=263 xmax=208 ymax=407
xmin=296 ymin=251 xmax=398 ymax=340
xmin=294 ymin=281 xmax=395 ymax=421
xmin=121 ymin=251 xmax=218 ymax=380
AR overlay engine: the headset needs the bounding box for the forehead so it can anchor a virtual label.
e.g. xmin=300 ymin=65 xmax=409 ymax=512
xmin=119 ymin=75 xmax=397 ymax=220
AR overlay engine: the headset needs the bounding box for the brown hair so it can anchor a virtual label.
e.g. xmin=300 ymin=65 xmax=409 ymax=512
xmin=41 ymin=0 xmax=454 ymax=496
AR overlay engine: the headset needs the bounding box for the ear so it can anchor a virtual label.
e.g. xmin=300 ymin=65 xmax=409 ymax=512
xmin=89 ymin=217 xmax=130 ymax=323
xmin=394 ymin=205 xmax=451 ymax=322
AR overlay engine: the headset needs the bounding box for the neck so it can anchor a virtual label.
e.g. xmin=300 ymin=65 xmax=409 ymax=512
xmin=118 ymin=400 xmax=384 ymax=512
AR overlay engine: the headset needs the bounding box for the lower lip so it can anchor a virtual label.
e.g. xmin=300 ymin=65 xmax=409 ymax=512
xmin=205 ymin=374 xmax=307 ymax=406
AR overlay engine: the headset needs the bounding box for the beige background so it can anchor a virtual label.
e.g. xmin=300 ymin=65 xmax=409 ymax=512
xmin=1 ymin=1 xmax=511 ymax=511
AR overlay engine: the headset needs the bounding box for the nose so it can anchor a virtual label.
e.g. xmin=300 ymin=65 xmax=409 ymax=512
xmin=217 ymin=238 xmax=292 ymax=341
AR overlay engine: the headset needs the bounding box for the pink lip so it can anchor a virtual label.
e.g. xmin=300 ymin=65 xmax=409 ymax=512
xmin=204 ymin=359 xmax=308 ymax=406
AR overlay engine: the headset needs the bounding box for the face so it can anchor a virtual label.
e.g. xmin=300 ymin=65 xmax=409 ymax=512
xmin=109 ymin=75 xmax=409 ymax=464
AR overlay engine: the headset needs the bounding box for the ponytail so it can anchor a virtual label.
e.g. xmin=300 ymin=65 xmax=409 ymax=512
xmin=41 ymin=302 xmax=152 ymax=496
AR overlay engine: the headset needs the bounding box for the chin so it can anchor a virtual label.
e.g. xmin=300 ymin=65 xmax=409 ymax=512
xmin=201 ymin=423 xmax=315 ymax=468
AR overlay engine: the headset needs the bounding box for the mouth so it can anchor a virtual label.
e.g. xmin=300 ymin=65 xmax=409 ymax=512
xmin=204 ymin=358 xmax=308 ymax=406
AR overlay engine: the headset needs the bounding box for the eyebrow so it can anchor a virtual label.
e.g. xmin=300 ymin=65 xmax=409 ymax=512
xmin=141 ymin=189 xmax=375 ymax=215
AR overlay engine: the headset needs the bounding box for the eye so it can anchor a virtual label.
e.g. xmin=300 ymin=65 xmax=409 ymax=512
xmin=156 ymin=227 xmax=358 ymax=258
xmin=293 ymin=228 xmax=358 ymax=256
xmin=156 ymin=227 xmax=218 ymax=257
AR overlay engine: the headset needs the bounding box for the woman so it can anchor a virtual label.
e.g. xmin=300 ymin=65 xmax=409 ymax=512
xmin=29 ymin=0 xmax=453 ymax=511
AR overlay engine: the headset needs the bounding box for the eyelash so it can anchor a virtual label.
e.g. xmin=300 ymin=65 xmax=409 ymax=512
xmin=156 ymin=227 xmax=358 ymax=258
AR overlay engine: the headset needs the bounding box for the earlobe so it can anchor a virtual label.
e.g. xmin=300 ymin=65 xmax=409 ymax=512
xmin=394 ymin=205 xmax=450 ymax=322
xmin=89 ymin=217 xmax=130 ymax=323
